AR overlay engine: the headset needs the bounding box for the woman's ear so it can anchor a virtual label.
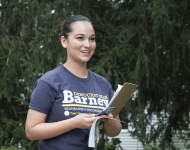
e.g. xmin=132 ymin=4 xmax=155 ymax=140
xmin=60 ymin=36 xmax=67 ymax=48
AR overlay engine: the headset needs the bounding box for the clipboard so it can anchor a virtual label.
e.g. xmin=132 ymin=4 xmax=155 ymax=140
xmin=107 ymin=82 xmax=138 ymax=118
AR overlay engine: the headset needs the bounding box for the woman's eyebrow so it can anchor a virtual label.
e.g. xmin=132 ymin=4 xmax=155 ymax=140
xmin=75 ymin=33 xmax=84 ymax=36
xmin=75 ymin=34 xmax=95 ymax=36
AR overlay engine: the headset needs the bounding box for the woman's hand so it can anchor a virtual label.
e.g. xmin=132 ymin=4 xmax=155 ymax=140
xmin=71 ymin=113 xmax=98 ymax=129
xmin=101 ymin=113 xmax=122 ymax=137
xmin=101 ymin=113 xmax=113 ymax=126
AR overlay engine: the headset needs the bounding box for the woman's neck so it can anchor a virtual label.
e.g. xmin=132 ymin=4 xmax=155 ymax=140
xmin=63 ymin=62 xmax=88 ymax=78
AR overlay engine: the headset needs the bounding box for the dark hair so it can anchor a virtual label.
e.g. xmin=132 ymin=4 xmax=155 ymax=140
xmin=58 ymin=15 xmax=92 ymax=39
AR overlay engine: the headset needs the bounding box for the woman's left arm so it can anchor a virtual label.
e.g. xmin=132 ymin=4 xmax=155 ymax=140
xmin=103 ymin=114 xmax=122 ymax=137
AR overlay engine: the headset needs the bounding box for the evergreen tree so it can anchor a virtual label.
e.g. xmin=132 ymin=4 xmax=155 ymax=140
xmin=109 ymin=0 xmax=190 ymax=149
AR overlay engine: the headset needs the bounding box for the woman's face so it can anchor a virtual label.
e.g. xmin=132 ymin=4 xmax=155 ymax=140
xmin=61 ymin=21 xmax=96 ymax=64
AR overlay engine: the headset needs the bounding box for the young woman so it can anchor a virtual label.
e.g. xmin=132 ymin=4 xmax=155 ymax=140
xmin=25 ymin=15 xmax=122 ymax=150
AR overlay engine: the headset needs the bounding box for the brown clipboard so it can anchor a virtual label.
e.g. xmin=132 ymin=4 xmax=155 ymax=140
xmin=107 ymin=82 xmax=138 ymax=118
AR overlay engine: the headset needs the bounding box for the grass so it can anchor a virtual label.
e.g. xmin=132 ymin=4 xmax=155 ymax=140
xmin=0 ymin=147 xmax=20 ymax=150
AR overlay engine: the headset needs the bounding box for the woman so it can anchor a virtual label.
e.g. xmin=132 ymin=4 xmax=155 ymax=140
xmin=25 ymin=15 xmax=122 ymax=150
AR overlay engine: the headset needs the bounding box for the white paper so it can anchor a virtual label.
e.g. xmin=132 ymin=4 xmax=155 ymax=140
xmin=108 ymin=84 xmax=123 ymax=107
xmin=88 ymin=118 xmax=102 ymax=147
xmin=116 ymin=84 xmax=123 ymax=92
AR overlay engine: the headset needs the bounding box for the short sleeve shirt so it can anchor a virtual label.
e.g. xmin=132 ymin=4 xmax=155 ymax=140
xmin=29 ymin=65 xmax=113 ymax=150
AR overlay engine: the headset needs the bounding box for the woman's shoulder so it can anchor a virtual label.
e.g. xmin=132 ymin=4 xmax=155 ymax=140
xmin=39 ymin=65 xmax=64 ymax=83
xmin=89 ymin=70 xmax=111 ymax=85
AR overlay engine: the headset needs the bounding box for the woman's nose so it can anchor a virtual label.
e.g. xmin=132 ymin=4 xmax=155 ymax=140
xmin=83 ymin=39 xmax=90 ymax=48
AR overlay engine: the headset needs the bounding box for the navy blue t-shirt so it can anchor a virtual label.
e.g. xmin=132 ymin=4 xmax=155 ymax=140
xmin=29 ymin=65 xmax=113 ymax=150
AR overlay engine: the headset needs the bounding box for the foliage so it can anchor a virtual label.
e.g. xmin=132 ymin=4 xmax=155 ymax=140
xmin=105 ymin=138 xmax=123 ymax=150
xmin=0 ymin=0 xmax=189 ymax=149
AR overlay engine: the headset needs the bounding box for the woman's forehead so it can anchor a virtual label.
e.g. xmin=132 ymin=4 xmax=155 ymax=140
xmin=70 ymin=21 xmax=95 ymax=34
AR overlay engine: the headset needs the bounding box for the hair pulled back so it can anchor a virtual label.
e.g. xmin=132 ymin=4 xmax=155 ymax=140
xmin=58 ymin=15 xmax=92 ymax=39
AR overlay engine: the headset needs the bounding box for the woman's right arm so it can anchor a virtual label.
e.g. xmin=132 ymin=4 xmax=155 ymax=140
xmin=25 ymin=109 xmax=97 ymax=140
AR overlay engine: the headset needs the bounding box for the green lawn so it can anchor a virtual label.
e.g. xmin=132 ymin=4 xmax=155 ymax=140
xmin=0 ymin=147 xmax=20 ymax=150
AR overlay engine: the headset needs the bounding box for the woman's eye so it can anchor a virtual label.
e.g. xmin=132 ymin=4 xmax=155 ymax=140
xmin=77 ymin=37 xmax=83 ymax=40
xmin=90 ymin=38 xmax=95 ymax=41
